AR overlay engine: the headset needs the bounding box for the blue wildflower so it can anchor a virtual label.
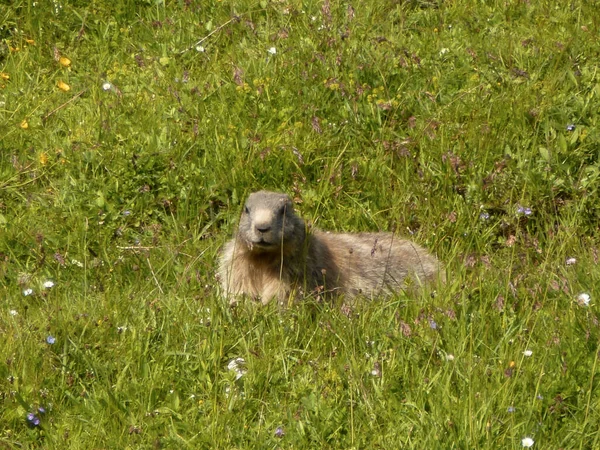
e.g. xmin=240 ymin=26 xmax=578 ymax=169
xmin=274 ymin=426 xmax=285 ymax=437
xmin=516 ymin=206 xmax=532 ymax=216
xmin=46 ymin=336 xmax=56 ymax=345
xmin=26 ymin=412 xmax=40 ymax=427
xmin=566 ymin=124 xmax=575 ymax=132
xmin=479 ymin=211 xmax=490 ymax=221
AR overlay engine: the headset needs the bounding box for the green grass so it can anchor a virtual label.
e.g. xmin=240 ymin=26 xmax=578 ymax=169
xmin=1 ymin=0 xmax=600 ymax=447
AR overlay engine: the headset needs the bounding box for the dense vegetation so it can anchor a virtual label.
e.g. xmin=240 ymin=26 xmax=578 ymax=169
xmin=1 ymin=0 xmax=599 ymax=447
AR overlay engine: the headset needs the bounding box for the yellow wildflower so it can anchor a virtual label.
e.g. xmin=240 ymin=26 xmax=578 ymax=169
xmin=0 ymin=73 xmax=9 ymax=80
xmin=39 ymin=152 xmax=48 ymax=165
xmin=235 ymin=82 xmax=251 ymax=93
xmin=20 ymin=119 xmax=29 ymax=129
xmin=59 ymin=56 xmax=71 ymax=67
xmin=57 ymin=80 xmax=71 ymax=92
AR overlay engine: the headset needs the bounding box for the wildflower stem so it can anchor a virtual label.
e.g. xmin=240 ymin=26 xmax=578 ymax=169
xmin=179 ymin=17 xmax=238 ymax=54
xmin=146 ymin=257 xmax=164 ymax=295
xmin=42 ymin=89 xmax=87 ymax=122
xmin=116 ymin=245 xmax=158 ymax=251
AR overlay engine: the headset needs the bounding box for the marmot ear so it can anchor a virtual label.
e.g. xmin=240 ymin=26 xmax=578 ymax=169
xmin=244 ymin=205 xmax=250 ymax=214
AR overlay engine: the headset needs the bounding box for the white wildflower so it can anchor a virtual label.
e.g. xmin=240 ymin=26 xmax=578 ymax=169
xmin=227 ymin=357 xmax=247 ymax=380
xmin=566 ymin=257 xmax=577 ymax=266
xmin=521 ymin=437 xmax=534 ymax=447
xmin=267 ymin=47 xmax=277 ymax=55
xmin=102 ymin=82 xmax=113 ymax=91
xmin=576 ymin=293 xmax=591 ymax=307
xmin=42 ymin=280 xmax=55 ymax=289
xmin=23 ymin=288 xmax=33 ymax=296
xmin=523 ymin=350 xmax=533 ymax=357
xmin=195 ymin=45 xmax=205 ymax=52
xmin=446 ymin=354 xmax=455 ymax=361
xmin=9 ymin=309 xmax=18 ymax=316
xmin=370 ymin=362 xmax=381 ymax=377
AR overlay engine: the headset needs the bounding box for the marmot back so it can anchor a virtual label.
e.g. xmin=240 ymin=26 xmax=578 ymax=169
xmin=218 ymin=191 xmax=444 ymax=305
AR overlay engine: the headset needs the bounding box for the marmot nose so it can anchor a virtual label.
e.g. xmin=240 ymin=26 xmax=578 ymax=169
xmin=255 ymin=224 xmax=271 ymax=234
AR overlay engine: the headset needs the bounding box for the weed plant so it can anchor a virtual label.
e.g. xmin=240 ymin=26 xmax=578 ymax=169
xmin=1 ymin=0 xmax=599 ymax=448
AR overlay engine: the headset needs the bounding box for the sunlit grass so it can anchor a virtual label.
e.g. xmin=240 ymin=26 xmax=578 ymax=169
xmin=1 ymin=0 xmax=600 ymax=448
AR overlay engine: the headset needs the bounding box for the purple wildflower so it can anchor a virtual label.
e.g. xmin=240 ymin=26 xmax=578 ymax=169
xmin=516 ymin=206 xmax=532 ymax=216
xmin=26 ymin=412 xmax=41 ymax=427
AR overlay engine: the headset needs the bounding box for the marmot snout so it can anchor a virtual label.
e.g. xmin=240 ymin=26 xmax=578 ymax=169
xmin=218 ymin=191 xmax=443 ymax=305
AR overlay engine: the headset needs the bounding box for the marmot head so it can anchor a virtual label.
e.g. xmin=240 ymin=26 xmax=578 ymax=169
xmin=237 ymin=191 xmax=305 ymax=254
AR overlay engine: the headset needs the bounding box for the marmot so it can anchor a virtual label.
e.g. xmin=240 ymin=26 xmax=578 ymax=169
xmin=218 ymin=191 xmax=443 ymax=305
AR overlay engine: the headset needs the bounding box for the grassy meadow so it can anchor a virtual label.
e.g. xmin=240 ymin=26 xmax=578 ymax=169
xmin=1 ymin=0 xmax=600 ymax=447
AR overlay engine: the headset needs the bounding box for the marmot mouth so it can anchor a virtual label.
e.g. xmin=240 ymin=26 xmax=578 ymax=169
xmin=249 ymin=240 xmax=277 ymax=250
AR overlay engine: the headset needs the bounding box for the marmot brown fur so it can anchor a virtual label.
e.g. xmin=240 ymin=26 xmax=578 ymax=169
xmin=218 ymin=191 xmax=443 ymax=305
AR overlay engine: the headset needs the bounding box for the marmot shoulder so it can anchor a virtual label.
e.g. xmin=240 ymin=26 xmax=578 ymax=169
xmin=218 ymin=190 xmax=444 ymax=305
